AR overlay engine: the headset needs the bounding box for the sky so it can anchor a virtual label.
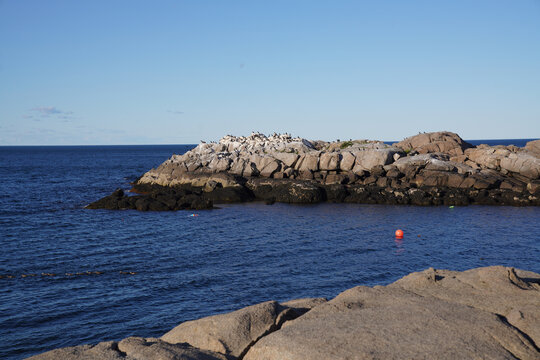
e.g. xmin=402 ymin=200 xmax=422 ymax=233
xmin=1 ymin=0 xmax=539 ymax=145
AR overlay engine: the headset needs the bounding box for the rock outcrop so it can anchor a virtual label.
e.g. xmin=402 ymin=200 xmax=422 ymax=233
xmin=29 ymin=266 xmax=540 ymax=360
xmin=465 ymin=145 xmax=540 ymax=180
xmin=161 ymin=299 xmax=325 ymax=359
xmin=245 ymin=266 xmax=540 ymax=360
xmin=87 ymin=131 xmax=540 ymax=210
xmin=393 ymin=131 xmax=473 ymax=156
xmin=135 ymin=132 xmax=403 ymax=188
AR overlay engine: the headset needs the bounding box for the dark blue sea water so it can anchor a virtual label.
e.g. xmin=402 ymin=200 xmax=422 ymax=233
xmin=383 ymin=138 xmax=537 ymax=147
xmin=1 ymin=141 xmax=539 ymax=360
xmin=466 ymin=138 xmax=537 ymax=147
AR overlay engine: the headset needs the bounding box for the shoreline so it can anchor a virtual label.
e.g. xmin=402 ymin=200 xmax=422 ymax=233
xmin=28 ymin=266 xmax=540 ymax=359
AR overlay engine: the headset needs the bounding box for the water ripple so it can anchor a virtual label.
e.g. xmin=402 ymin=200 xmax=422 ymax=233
xmin=0 ymin=146 xmax=539 ymax=360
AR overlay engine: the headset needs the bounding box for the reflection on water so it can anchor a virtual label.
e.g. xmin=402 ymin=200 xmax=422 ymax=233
xmin=394 ymin=238 xmax=405 ymax=255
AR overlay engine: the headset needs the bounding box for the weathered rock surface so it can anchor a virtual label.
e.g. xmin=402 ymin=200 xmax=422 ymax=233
xmin=27 ymin=337 xmax=232 ymax=360
xmin=392 ymin=266 xmax=540 ymax=346
xmin=394 ymin=131 xmax=474 ymax=156
xmin=352 ymin=147 xmax=402 ymax=172
xmin=161 ymin=298 xmax=325 ymax=358
xmin=87 ymin=131 xmax=540 ymax=210
xmin=465 ymin=145 xmax=540 ymax=180
xmin=244 ymin=266 xmax=540 ymax=360
xmin=29 ymin=267 xmax=540 ymax=359
xmin=525 ymin=139 xmax=540 ymax=157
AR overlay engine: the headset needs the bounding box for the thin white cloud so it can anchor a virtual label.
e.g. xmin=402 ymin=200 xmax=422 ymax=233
xmin=28 ymin=106 xmax=75 ymax=120
xmin=32 ymin=106 xmax=74 ymax=116
xmin=167 ymin=110 xmax=184 ymax=115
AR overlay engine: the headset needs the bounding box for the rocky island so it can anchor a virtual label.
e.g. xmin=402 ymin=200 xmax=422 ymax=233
xmin=29 ymin=266 xmax=540 ymax=359
xmin=87 ymin=131 xmax=540 ymax=210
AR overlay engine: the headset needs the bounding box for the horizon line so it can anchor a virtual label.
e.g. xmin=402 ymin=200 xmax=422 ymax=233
xmin=1 ymin=137 xmax=538 ymax=147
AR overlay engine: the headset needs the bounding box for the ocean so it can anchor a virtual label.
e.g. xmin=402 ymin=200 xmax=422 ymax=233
xmin=0 ymin=139 xmax=539 ymax=359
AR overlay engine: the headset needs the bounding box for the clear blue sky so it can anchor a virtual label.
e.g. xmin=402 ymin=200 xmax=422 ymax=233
xmin=1 ymin=0 xmax=539 ymax=145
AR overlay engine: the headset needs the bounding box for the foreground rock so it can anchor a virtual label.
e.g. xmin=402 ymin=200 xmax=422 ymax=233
xmin=162 ymin=298 xmax=325 ymax=358
xmin=245 ymin=266 xmax=540 ymax=360
xmin=87 ymin=131 xmax=540 ymax=210
xmin=29 ymin=266 xmax=539 ymax=360
xmin=27 ymin=338 xmax=232 ymax=360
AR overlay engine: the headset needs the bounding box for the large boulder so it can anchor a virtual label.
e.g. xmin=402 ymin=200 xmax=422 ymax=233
xmin=466 ymin=146 xmax=540 ymax=180
xmin=394 ymin=131 xmax=473 ymax=156
xmin=243 ymin=266 xmax=540 ymax=360
xmin=273 ymin=152 xmax=300 ymax=168
xmin=229 ymin=157 xmax=247 ymax=175
xmin=525 ymin=139 xmax=540 ymax=158
xmin=295 ymin=153 xmax=320 ymax=172
xmin=500 ymin=153 xmax=540 ymax=180
xmin=207 ymin=156 xmax=232 ymax=173
xmin=393 ymin=153 xmax=442 ymax=170
xmin=392 ymin=153 xmax=451 ymax=175
xmin=465 ymin=146 xmax=509 ymax=170
xmin=161 ymin=300 xmax=303 ymax=358
xmin=319 ymin=152 xmax=340 ymax=171
xmin=351 ymin=148 xmax=399 ymax=172
xmin=257 ymin=157 xmax=282 ymax=178
xmin=339 ymin=151 xmax=356 ymax=171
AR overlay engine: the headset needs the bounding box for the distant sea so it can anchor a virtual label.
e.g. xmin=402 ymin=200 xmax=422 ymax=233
xmin=384 ymin=138 xmax=537 ymax=147
xmin=461 ymin=138 xmax=534 ymax=147
xmin=1 ymin=139 xmax=539 ymax=359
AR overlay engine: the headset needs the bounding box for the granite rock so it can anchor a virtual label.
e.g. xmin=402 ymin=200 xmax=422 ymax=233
xmin=244 ymin=266 xmax=540 ymax=360
xmin=525 ymin=139 xmax=540 ymax=157
xmin=394 ymin=131 xmax=473 ymax=156
xmin=28 ymin=338 xmax=231 ymax=360
xmin=161 ymin=299 xmax=322 ymax=359
xmin=88 ymin=132 xmax=540 ymax=210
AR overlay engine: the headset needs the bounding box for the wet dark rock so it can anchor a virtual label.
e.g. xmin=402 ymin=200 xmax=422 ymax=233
xmin=88 ymin=176 xmax=540 ymax=211
xmin=85 ymin=188 xmax=125 ymax=210
xmin=370 ymin=165 xmax=386 ymax=177
xmin=204 ymin=186 xmax=254 ymax=203
xmin=86 ymin=186 xmax=214 ymax=211
xmin=323 ymin=184 xmax=349 ymax=202
xmin=408 ymin=188 xmax=432 ymax=206
xmin=134 ymin=197 xmax=151 ymax=211
xmin=247 ymin=178 xmax=325 ymax=204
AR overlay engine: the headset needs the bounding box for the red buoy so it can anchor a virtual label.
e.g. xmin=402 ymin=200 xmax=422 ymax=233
xmin=395 ymin=229 xmax=404 ymax=238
